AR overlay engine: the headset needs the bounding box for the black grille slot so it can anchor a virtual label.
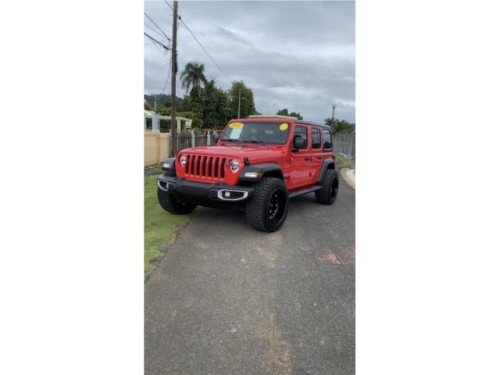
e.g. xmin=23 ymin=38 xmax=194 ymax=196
xmin=196 ymin=155 xmax=202 ymax=176
xmin=206 ymin=157 xmax=213 ymax=178
xmin=221 ymin=158 xmax=226 ymax=178
xmin=213 ymin=158 xmax=219 ymax=178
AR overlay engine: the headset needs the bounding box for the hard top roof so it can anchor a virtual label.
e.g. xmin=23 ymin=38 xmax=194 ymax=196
xmin=236 ymin=115 xmax=330 ymax=129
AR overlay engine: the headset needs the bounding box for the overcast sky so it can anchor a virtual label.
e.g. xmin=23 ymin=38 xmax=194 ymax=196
xmin=144 ymin=1 xmax=355 ymax=124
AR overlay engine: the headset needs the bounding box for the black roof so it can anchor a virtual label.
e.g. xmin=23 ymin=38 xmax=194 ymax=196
xmin=295 ymin=120 xmax=331 ymax=129
xmin=244 ymin=115 xmax=330 ymax=129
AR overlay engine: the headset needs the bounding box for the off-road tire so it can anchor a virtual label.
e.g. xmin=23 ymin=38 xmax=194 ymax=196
xmin=157 ymin=188 xmax=197 ymax=214
xmin=315 ymin=169 xmax=339 ymax=205
xmin=245 ymin=177 xmax=289 ymax=232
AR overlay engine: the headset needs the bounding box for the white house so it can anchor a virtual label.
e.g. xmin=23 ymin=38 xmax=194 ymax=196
xmin=144 ymin=110 xmax=190 ymax=133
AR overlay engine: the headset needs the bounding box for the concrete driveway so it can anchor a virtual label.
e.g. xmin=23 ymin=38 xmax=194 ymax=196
xmin=145 ymin=176 xmax=355 ymax=375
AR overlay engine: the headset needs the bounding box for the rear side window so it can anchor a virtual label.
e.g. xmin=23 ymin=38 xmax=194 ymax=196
xmin=311 ymin=128 xmax=321 ymax=149
xmin=293 ymin=126 xmax=308 ymax=150
xmin=322 ymin=129 xmax=333 ymax=151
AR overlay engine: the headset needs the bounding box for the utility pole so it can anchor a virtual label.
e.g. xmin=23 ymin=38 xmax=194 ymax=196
xmin=171 ymin=0 xmax=178 ymax=155
xmin=237 ymin=89 xmax=241 ymax=119
xmin=331 ymin=104 xmax=336 ymax=133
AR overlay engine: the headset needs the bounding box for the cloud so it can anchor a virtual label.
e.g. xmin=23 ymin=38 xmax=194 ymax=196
xmin=144 ymin=0 xmax=355 ymax=123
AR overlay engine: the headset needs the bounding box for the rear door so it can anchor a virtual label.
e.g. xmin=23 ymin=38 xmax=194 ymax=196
xmin=310 ymin=127 xmax=324 ymax=183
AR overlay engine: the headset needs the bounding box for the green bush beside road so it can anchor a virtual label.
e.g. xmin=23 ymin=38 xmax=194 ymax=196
xmin=335 ymin=154 xmax=354 ymax=169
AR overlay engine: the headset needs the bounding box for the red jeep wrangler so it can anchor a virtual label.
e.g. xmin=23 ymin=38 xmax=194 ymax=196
xmin=157 ymin=115 xmax=339 ymax=232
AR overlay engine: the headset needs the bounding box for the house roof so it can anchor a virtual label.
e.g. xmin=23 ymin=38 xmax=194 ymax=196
xmin=144 ymin=99 xmax=155 ymax=111
xmin=144 ymin=110 xmax=189 ymax=121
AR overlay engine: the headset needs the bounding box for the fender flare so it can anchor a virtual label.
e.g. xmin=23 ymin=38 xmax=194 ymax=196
xmin=317 ymin=159 xmax=335 ymax=184
xmin=161 ymin=157 xmax=177 ymax=176
xmin=238 ymin=163 xmax=284 ymax=182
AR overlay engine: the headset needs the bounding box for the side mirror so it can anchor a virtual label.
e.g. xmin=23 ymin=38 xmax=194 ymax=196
xmin=292 ymin=135 xmax=304 ymax=151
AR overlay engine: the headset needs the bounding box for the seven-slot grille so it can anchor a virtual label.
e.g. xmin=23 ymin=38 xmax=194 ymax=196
xmin=184 ymin=154 xmax=227 ymax=181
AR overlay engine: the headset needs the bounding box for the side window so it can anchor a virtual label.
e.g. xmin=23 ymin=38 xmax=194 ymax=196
xmin=322 ymin=129 xmax=333 ymax=151
xmin=311 ymin=128 xmax=321 ymax=149
xmin=293 ymin=126 xmax=308 ymax=150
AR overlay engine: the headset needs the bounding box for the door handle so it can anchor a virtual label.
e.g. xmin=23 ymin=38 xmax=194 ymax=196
xmin=316 ymin=156 xmax=323 ymax=160
xmin=304 ymin=157 xmax=312 ymax=161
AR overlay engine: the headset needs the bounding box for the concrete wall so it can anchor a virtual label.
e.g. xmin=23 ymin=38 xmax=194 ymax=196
xmin=144 ymin=132 xmax=171 ymax=166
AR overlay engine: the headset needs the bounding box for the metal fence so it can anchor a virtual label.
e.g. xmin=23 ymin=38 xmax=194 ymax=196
xmin=174 ymin=133 xmax=217 ymax=154
xmin=332 ymin=131 xmax=355 ymax=165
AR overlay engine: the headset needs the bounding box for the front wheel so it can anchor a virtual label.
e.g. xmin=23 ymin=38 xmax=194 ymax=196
xmin=315 ymin=169 xmax=339 ymax=205
xmin=245 ymin=177 xmax=289 ymax=232
xmin=157 ymin=188 xmax=197 ymax=214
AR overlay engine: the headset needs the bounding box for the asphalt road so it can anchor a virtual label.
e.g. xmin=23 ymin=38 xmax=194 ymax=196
xmin=145 ymin=176 xmax=355 ymax=375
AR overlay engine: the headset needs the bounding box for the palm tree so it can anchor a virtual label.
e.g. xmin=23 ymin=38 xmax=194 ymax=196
xmin=180 ymin=62 xmax=208 ymax=96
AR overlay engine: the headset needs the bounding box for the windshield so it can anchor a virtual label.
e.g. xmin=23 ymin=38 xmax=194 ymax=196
xmin=220 ymin=121 xmax=291 ymax=145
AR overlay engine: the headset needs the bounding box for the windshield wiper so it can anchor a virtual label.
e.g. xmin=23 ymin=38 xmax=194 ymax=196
xmin=220 ymin=138 xmax=242 ymax=145
xmin=241 ymin=139 xmax=266 ymax=145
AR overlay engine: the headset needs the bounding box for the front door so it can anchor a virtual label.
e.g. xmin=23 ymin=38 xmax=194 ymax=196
xmin=287 ymin=125 xmax=312 ymax=190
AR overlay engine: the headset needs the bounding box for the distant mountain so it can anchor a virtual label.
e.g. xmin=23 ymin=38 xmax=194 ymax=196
xmin=144 ymin=94 xmax=183 ymax=108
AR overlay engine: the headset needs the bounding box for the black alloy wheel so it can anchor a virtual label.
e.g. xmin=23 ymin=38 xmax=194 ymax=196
xmin=246 ymin=177 xmax=289 ymax=232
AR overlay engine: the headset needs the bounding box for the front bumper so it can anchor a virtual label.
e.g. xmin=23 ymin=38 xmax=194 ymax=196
xmin=157 ymin=175 xmax=254 ymax=204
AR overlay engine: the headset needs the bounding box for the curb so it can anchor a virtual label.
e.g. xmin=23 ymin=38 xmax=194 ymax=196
xmin=340 ymin=168 xmax=355 ymax=189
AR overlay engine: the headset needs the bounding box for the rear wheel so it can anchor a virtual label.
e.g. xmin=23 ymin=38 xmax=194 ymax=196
xmin=315 ymin=169 xmax=339 ymax=205
xmin=157 ymin=187 xmax=197 ymax=214
xmin=245 ymin=177 xmax=289 ymax=232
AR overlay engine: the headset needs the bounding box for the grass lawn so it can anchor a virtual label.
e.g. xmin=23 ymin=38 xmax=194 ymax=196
xmin=335 ymin=154 xmax=354 ymax=169
xmin=144 ymin=174 xmax=190 ymax=274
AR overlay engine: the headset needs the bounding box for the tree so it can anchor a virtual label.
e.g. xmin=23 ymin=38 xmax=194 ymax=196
xmin=190 ymin=97 xmax=204 ymax=129
xmin=180 ymin=61 xmax=208 ymax=96
xmin=325 ymin=117 xmax=355 ymax=134
xmin=144 ymin=94 xmax=183 ymax=109
xmin=199 ymin=80 xmax=216 ymax=127
xmin=200 ymin=80 xmax=232 ymax=129
xmin=179 ymin=95 xmax=192 ymax=112
xmin=276 ymin=108 xmax=303 ymax=120
xmin=229 ymin=81 xmax=256 ymax=119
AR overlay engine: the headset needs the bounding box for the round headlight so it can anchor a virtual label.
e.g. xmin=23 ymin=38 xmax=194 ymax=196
xmin=229 ymin=159 xmax=240 ymax=173
xmin=179 ymin=154 xmax=187 ymax=167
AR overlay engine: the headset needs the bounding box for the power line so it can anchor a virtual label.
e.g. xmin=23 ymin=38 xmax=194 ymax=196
xmin=145 ymin=41 xmax=161 ymax=47
xmin=163 ymin=0 xmax=173 ymax=11
xmin=144 ymin=22 xmax=168 ymax=42
xmin=178 ymin=15 xmax=234 ymax=86
xmin=152 ymin=41 xmax=167 ymax=56
xmin=163 ymin=1 xmax=234 ymax=86
xmin=144 ymin=32 xmax=170 ymax=51
xmin=162 ymin=55 xmax=172 ymax=93
xmin=144 ymin=12 xmax=171 ymax=42
xmin=145 ymin=37 xmax=170 ymax=51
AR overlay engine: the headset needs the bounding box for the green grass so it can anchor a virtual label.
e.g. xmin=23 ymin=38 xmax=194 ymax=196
xmin=335 ymin=154 xmax=354 ymax=169
xmin=144 ymin=175 xmax=190 ymax=274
